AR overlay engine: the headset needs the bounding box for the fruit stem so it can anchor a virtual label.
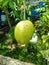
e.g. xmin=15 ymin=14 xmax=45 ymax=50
xmin=24 ymin=0 xmax=26 ymax=20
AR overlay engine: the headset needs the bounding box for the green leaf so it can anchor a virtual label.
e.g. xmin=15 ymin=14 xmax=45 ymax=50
xmin=2 ymin=0 xmax=9 ymax=7
xmin=9 ymin=2 xmax=14 ymax=9
xmin=0 ymin=0 xmax=3 ymax=2
xmin=40 ymin=49 xmax=49 ymax=61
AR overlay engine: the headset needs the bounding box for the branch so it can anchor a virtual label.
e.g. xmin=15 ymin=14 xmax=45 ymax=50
xmin=0 ymin=6 xmax=11 ymax=27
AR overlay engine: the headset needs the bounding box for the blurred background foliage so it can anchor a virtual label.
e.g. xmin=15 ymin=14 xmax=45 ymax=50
xmin=0 ymin=0 xmax=49 ymax=65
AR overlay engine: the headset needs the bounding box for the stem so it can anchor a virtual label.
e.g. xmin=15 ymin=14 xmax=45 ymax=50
xmin=24 ymin=0 xmax=26 ymax=20
xmin=0 ymin=7 xmax=11 ymax=27
xmin=47 ymin=60 xmax=49 ymax=65
xmin=3 ymin=8 xmax=12 ymax=28
xmin=46 ymin=45 xmax=49 ymax=65
xmin=6 ymin=12 xmax=11 ymax=28
xmin=46 ymin=54 xmax=49 ymax=65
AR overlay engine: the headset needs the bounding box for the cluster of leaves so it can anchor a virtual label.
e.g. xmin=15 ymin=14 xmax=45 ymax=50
xmin=0 ymin=41 xmax=47 ymax=65
xmin=0 ymin=0 xmax=24 ymax=24
xmin=35 ymin=1 xmax=49 ymax=63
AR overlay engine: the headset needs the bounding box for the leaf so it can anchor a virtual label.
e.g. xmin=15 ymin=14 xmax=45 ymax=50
xmin=40 ymin=49 xmax=49 ymax=61
xmin=9 ymin=2 xmax=14 ymax=9
xmin=2 ymin=0 xmax=9 ymax=7
xmin=0 ymin=0 xmax=2 ymax=2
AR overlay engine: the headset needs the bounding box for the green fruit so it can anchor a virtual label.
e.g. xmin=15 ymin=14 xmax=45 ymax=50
xmin=14 ymin=20 xmax=34 ymax=45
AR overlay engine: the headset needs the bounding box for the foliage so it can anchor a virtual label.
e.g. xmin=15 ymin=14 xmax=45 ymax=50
xmin=35 ymin=1 xmax=49 ymax=64
xmin=0 ymin=0 xmax=49 ymax=65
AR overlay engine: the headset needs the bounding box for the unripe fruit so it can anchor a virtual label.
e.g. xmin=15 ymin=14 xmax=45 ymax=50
xmin=14 ymin=20 xmax=34 ymax=45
